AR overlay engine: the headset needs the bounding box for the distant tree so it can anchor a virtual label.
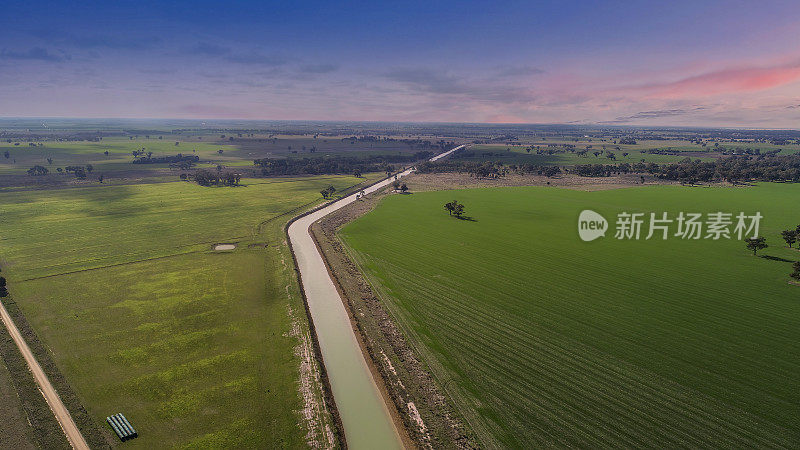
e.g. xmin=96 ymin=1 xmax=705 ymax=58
xmin=320 ymin=185 xmax=337 ymax=199
xmin=3 ymin=150 xmax=9 ymax=159
xmin=444 ymin=200 xmax=464 ymax=217
xmin=104 ymin=150 xmax=109 ymax=156
xmin=98 ymin=174 xmax=104 ymax=183
xmin=745 ymin=236 xmax=768 ymax=255
xmin=0 ymin=276 xmax=6 ymax=287
xmin=222 ymin=172 xmax=241 ymax=186
xmin=791 ymin=261 xmax=800 ymax=281
xmin=180 ymin=173 xmax=188 ymax=180
xmin=781 ymin=230 xmax=798 ymax=248
xmin=353 ymin=168 xmax=362 ymax=178
xmin=74 ymin=167 xmax=87 ymax=179
xmin=452 ymin=201 xmax=465 ymax=218
xmin=400 ymin=182 xmax=408 ymax=193
xmin=218 ymin=149 xmax=224 ymax=154
xmin=26 ymin=165 xmax=48 ymax=176
xmin=86 ymin=164 xmax=93 ymax=173
xmin=46 ymin=157 xmax=53 ymax=164
xmin=392 ymin=180 xmax=400 ymax=191
xmin=175 ymin=141 xmax=180 ymax=146
xmin=57 ymin=167 xmax=63 ymax=173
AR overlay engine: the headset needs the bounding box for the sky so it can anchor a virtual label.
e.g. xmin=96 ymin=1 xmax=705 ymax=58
xmin=2 ymin=0 xmax=800 ymax=127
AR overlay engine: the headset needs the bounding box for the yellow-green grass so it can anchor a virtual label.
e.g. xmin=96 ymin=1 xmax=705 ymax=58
xmin=0 ymin=176 xmax=365 ymax=280
xmin=340 ymin=183 xmax=800 ymax=448
xmin=0 ymin=174 xmax=372 ymax=447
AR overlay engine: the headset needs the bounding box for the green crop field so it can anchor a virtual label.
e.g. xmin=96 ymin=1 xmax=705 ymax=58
xmin=340 ymin=183 xmax=800 ymax=448
xmin=0 ymin=174 xmax=376 ymax=447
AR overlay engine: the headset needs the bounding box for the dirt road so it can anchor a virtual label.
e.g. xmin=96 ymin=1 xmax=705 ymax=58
xmin=0 ymin=300 xmax=89 ymax=450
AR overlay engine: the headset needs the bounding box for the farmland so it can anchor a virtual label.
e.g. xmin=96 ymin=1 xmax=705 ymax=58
xmin=340 ymin=183 xmax=800 ymax=447
xmin=0 ymin=174 xmax=375 ymax=447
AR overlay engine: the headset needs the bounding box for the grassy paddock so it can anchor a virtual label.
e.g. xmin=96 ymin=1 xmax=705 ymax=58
xmin=340 ymin=183 xmax=800 ymax=448
xmin=0 ymin=174 xmax=370 ymax=447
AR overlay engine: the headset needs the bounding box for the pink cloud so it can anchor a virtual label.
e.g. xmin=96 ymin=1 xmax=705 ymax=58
xmin=640 ymin=63 xmax=800 ymax=99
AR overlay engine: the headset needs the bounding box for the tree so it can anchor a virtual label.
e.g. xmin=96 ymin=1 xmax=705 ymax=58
xmin=27 ymin=165 xmax=48 ymax=176
xmin=86 ymin=164 xmax=93 ymax=173
xmin=218 ymin=149 xmax=224 ymax=154
xmin=0 ymin=276 xmax=5 ymax=287
xmin=781 ymin=230 xmax=797 ymax=248
xmin=400 ymin=183 xmax=408 ymax=193
xmin=791 ymin=261 xmax=800 ymax=281
xmin=353 ymin=168 xmax=362 ymax=178
xmin=98 ymin=174 xmax=104 ymax=183
xmin=104 ymin=150 xmax=109 ymax=156
xmin=745 ymin=236 xmax=767 ymax=255
xmin=392 ymin=180 xmax=400 ymax=191
xmin=47 ymin=157 xmax=53 ymax=164
xmin=320 ymin=185 xmax=336 ymax=199
xmin=452 ymin=201 xmax=465 ymax=218
xmin=3 ymin=150 xmax=9 ymax=159
xmin=444 ymin=200 xmax=464 ymax=218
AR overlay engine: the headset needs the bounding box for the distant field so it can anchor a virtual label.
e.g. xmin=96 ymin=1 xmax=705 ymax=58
xmin=0 ymin=135 xmax=429 ymax=188
xmin=0 ymin=174 xmax=375 ymax=447
xmin=461 ymin=143 xmax=715 ymax=166
xmin=340 ymin=184 xmax=800 ymax=447
xmin=459 ymin=139 xmax=800 ymax=166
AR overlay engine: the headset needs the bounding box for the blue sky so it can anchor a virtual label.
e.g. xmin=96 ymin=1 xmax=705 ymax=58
xmin=2 ymin=0 xmax=800 ymax=126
